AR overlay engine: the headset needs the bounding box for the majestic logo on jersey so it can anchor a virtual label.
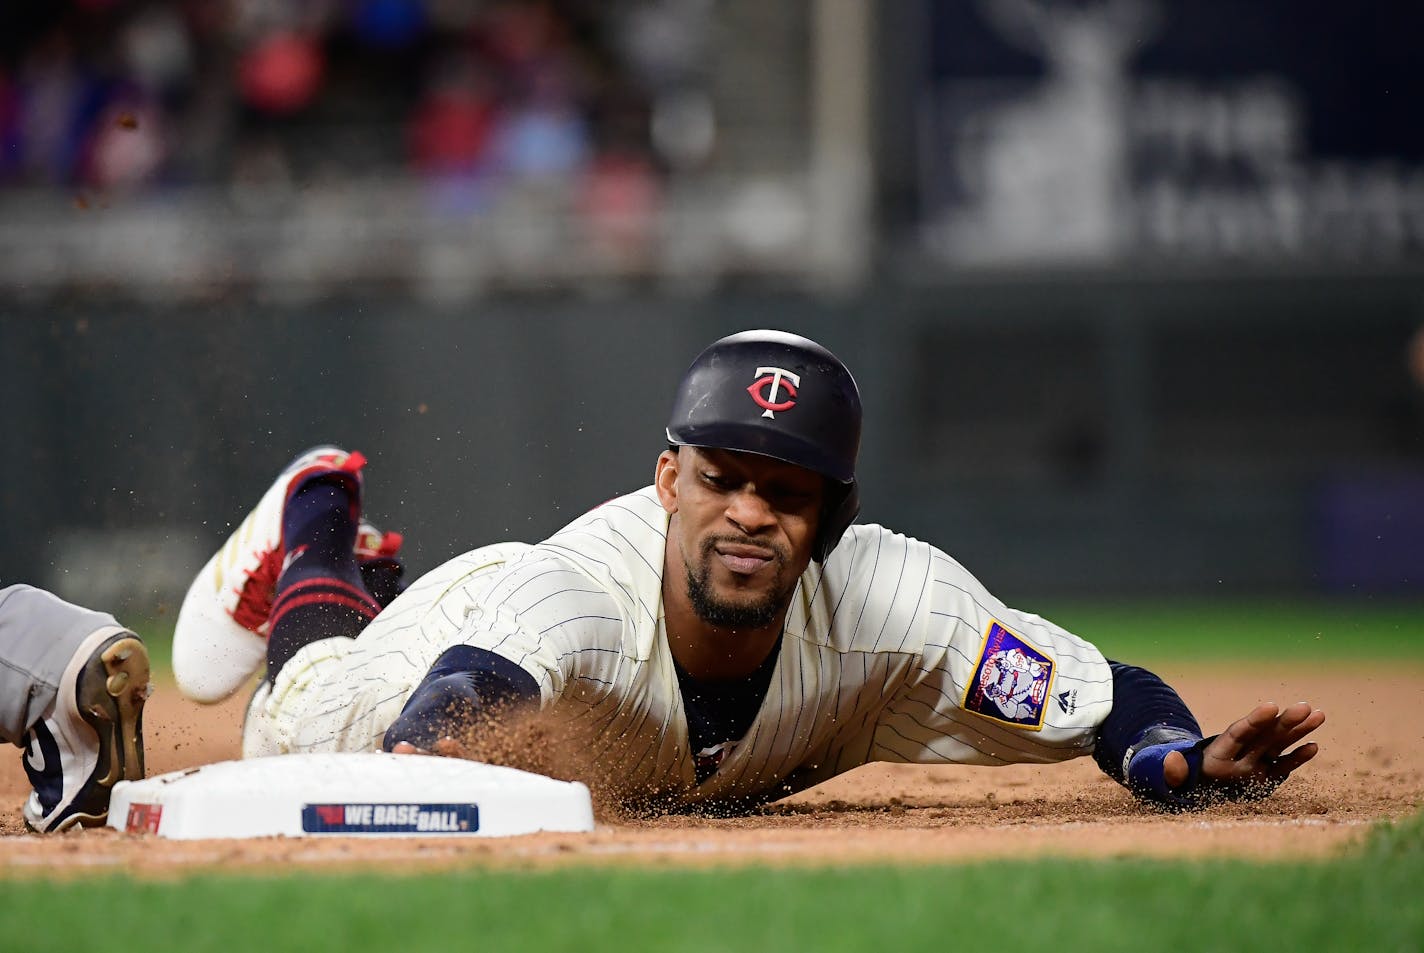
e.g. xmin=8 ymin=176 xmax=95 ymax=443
xmin=747 ymin=366 xmax=800 ymax=418
xmin=963 ymin=621 xmax=1055 ymax=730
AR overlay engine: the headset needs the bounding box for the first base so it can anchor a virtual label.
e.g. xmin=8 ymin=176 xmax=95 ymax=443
xmin=107 ymin=752 xmax=595 ymax=839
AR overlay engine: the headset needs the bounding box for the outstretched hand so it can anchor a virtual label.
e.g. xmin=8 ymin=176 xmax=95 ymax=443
xmin=1164 ymin=701 xmax=1325 ymax=795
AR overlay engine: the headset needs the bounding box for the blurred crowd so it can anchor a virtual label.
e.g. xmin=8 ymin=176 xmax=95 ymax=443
xmin=0 ymin=0 xmax=713 ymax=221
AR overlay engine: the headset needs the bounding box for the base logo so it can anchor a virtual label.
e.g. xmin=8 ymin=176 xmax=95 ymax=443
xmin=963 ymin=621 xmax=1055 ymax=730
xmin=125 ymin=802 xmax=163 ymax=834
xmin=301 ymin=803 xmax=480 ymax=834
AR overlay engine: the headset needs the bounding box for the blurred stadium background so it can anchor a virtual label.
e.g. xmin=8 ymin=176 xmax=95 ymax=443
xmin=3 ymin=0 xmax=1423 ymax=616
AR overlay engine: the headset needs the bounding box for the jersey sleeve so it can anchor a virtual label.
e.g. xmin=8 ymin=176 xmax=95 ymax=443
xmin=869 ymin=546 xmax=1113 ymax=766
xmin=452 ymin=551 xmax=630 ymax=708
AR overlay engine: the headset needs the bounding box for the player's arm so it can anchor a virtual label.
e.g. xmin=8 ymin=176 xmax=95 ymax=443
xmin=1095 ymin=661 xmax=1324 ymax=809
xmin=383 ymin=645 xmax=541 ymax=755
xmin=381 ymin=551 xmax=625 ymax=756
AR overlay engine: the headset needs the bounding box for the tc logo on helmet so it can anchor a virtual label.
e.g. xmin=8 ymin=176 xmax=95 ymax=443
xmin=747 ymin=366 xmax=800 ymax=419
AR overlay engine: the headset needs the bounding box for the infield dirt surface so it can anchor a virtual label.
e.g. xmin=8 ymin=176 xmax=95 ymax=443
xmin=3 ymin=664 xmax=1420 ymax=874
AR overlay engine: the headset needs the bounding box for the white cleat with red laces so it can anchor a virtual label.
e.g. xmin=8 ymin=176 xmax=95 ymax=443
xmin=172 ymin=446 xmax=366 ymax=703
xmin=355 ymin=521 xmax=403 ymax=564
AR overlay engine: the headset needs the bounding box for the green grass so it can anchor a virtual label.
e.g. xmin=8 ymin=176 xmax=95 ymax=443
xmin=5 ymin=811 xmax=1423 ymax=953
xmin=1039 ymin=598 xmax=1424 ymax=664
xmin=128 ymin=616 xmax=175 ymax=675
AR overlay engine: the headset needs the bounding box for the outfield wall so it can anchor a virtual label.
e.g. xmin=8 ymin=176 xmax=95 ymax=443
xmin=4 ymin=269 xmax=1423 ymax=612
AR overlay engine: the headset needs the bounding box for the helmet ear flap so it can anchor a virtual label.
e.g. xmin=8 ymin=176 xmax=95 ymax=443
xmin=813 ymin=480 xmax=860 ymax=562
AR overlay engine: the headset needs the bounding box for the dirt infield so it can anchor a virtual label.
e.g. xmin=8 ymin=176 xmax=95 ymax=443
xmin=3 ymin=664 xmax=1420 ymax=874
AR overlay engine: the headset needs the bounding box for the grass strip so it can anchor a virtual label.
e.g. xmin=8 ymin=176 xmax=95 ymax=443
xmin=1038 ymin=598 xmax=1424 ymax=663
xmin=6 ymin=813 xmax=1421 ymax=953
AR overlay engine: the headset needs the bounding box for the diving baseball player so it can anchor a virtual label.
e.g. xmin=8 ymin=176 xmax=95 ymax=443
xmin=172 ymin=330 xmax=1325 ymax=811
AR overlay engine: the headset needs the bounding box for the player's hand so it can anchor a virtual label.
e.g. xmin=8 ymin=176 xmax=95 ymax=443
xmin=390 ymin=738 xmax=470 ymax=758
xmin=381 ymin=671 xmax=484 ymax=755
xmin=1164 ymin=701 xmax=1325 ymax=795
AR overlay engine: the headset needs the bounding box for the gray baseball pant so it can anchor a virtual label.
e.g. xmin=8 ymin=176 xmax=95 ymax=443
xmin=0 ymin=584 xmax=127 ymax=745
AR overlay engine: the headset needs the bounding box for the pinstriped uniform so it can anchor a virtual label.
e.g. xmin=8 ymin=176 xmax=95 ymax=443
xmin=248 ymin=487 xmax=1112 ymax=807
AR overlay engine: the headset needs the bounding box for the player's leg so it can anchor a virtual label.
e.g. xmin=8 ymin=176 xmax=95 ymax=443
xmin=264 ymin=467 xmax=380 ymax=678
xmin=0 ymin=585 xmax=151 ymax=833
xmin=356 ymin=520 xmax=406 ymax=608
xmin=171 ymin=446 xmax=401 ymax=703
xmin=242 ymin=542 xmax=533 ymax=757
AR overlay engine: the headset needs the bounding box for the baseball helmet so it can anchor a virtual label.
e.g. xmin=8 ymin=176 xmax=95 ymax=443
xmin=665 ymin=329 xmax=862 ymax=561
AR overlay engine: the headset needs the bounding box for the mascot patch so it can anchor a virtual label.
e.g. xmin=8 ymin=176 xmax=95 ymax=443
xmin=963 ymin=621 xmax=1055 ymax=730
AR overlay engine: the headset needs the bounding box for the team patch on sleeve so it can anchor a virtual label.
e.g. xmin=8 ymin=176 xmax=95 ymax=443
xmin=962 ymin=620 xmax=1056 ymax=730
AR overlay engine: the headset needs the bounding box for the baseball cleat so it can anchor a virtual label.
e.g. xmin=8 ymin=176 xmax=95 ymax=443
xmin=355 ymin=520 xmax=403 ymax=563
xmin=23 ymin=630 xmax=151 ymax=833
xmin=172 ymin=446 xmax=366 ymax=703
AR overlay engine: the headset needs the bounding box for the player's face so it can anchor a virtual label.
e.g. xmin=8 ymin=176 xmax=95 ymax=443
xmin=656 ymin=447 xmax=823 ymax=629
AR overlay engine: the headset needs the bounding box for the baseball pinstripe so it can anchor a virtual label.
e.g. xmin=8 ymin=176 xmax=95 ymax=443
xmin=246 ymin=488 xmax=1112 ymax=805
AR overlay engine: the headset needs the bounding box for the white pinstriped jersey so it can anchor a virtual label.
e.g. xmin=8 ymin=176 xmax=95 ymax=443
xmin=249 ymin=487 xmax=1113 ymax=807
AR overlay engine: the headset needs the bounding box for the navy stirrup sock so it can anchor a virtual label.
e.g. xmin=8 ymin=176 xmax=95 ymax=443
xmin=267 ymin=477 xmax=380 ymax=679
xmin=359 ymin=560 xmax=406 ymax=609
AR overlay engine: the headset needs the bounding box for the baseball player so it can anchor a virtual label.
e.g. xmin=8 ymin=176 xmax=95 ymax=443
xmin=173 ymin=330 xmax=1324 ymax=811
xmin=1 ymin=585 xmax=151 ymax=832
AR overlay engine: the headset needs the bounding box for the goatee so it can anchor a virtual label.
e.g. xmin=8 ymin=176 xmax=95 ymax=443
xmin=684 ymin=536 xmax=795 ymax=629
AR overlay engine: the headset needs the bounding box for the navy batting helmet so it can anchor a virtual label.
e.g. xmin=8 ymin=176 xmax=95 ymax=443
xmin=665 ymin=329 xmax=862 ymax=561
